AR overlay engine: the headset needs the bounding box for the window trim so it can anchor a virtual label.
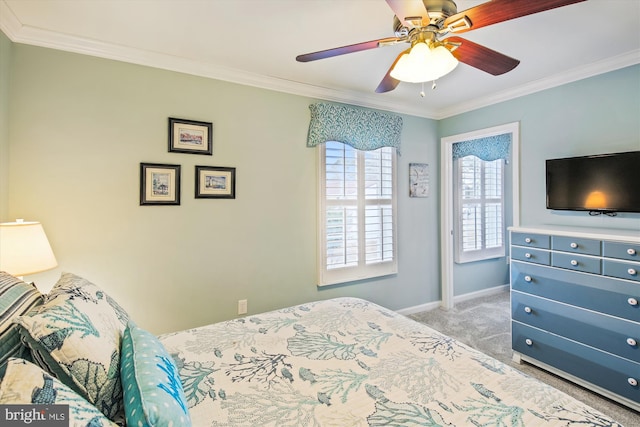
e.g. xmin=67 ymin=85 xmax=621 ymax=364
xmin=317 ymin=142 xmax=398 ymax=286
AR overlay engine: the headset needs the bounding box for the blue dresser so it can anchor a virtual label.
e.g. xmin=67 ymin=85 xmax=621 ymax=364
xmin=509 ymin=226 xmax=640 ymax=411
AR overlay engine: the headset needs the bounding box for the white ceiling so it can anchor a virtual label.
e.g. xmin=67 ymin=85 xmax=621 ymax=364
xmin=2 ymin=0 xmax=639 ymax=119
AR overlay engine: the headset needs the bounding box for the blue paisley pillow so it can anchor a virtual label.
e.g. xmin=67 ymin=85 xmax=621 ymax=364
xmin=0 ymin=358 xmax=118 ymax=427
xmin=13 ymin=272 xmax=129 ymax=423
xmin=121 ymin=320 xmax=191 ymax=427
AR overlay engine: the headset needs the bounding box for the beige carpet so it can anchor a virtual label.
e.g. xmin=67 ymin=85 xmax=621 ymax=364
xmin=408 ymin=291 xmax=639 ymax=426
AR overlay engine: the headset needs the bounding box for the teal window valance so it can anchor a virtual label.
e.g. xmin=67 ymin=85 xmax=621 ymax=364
xmin=307 ymin=103 xmax=402 ymax=153
xmin=452 ymin=133 xmax=511 ymax=161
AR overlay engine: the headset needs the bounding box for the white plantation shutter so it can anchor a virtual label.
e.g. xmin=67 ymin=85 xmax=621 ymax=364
xmin=325 ymin=142 xmax=358 ymax=269
xmin=364 ymin=148 xmax=394 ymax=264
xmin=319 ymin=141 xmax=397 ymax=285
xmin=455 ymin=155 xmax=505 ymax=263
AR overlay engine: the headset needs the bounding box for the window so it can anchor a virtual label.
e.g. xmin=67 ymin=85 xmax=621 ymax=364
xmin=318 ymin=141 xmax=397 ymax=286
xmin=454 ymin=155 xmax=505 ymax=263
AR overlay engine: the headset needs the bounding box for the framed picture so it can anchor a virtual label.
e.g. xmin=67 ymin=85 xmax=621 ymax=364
xmin=409 ymin=163 xmax=429 ymax=198
xmin=195 ymin=166 xmax=236 ymax=199
xmin=140 ymin=163 xmax=181 ymax=205
xmin=168 ymin=117 xmax=213 ymax=155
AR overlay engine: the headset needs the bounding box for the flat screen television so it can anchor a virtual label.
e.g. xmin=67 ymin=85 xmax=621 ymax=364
xmin=546 ymin=151 xmax=640 ymax=214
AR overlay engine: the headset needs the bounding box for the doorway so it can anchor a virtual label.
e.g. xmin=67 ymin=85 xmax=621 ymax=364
xmin=440 ymin=122 xmax=520 ymax=309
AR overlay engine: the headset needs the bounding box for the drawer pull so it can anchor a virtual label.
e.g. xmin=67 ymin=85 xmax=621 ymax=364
xmin=628 ymin=378 xmax=638 ymax=387
xmin=525 ymin=253 xmax=532 ymax=259
xmin=627 ymin=338 xmax=638 ymax=347
xmin=524 ymin=306 xmax=532 ymax=314
xmin=628 ymin=248 xmax=637 ymax=256
xmin=570 ymin=242 xmax=578 ymax=249
xmin=525 ymin=339 xmax=533 ymax=346
xmin=525 ymin=237 xmax=532 ymax=244
xmin=524 ymin=275 xmax=532 ymax=283
xmin=628 ymin=268 xmax=637 ymax=276
xmin=628 ymin=297 xmax=639 ymax=306
xmin=570 ymin=259 xmax=578 ymax=266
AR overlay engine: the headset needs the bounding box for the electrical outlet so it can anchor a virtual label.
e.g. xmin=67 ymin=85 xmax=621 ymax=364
xmin=238 ymin=299 xmax=248 ymax=315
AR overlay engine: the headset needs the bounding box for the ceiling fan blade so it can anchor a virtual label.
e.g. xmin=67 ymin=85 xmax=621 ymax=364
xmin=445 ymin=36 xmax=519 ymax=76
xmin=375 ymin=51 xmax=405 ymax=93
xmin=296 ymin=37 xmax=401 ymax=62
xmin=385 ymin=0 xmax=430 ymax=27
xmin=443 ymin=0 xmax=587 ymax=34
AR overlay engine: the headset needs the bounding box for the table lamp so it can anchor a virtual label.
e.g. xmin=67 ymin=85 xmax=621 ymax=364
xmin=0 ymin=219 xmax=57 ymax=280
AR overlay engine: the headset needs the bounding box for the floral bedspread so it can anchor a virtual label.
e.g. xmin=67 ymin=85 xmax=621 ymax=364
xmin=159 ymin=297 xmax=620 ymax=426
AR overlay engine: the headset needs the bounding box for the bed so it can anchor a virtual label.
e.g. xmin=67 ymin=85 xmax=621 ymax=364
xmin=0 ymin=272 xmax=624 ymax=426
xmin=159 ymin=297 xmax=623 ymax=426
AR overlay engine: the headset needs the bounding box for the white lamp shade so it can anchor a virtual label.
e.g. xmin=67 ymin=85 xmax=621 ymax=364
xmin=0 ymin=220 xmax=57 ymax=276
xmin=390 ymin=42 xmax=458 ymax=83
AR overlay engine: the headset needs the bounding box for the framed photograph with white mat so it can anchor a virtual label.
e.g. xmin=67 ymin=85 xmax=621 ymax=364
xmin=168 ymin=117 xmax=213 ymax=155
xmin=140 ymin=163 xmax=181 ymax=205
xmin=195 ymin=166 xmax=236 ymax=199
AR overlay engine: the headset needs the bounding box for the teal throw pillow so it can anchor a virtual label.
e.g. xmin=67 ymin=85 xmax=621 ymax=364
xmin=121 ymin=320 xmax=191 ymax=427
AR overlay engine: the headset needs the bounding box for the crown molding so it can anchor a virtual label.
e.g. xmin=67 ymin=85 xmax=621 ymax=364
xmin=435 ymin=49 xmax=640 ymax=119
xmin=2 ymin=2 xmax=637 ymax=121
xmin=0 ymin=2 xmax=438 ymax=119
xmin=0 ymin=1 xmax=20 ymax=39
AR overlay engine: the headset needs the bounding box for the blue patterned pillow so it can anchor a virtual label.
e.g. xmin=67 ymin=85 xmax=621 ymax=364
xmin=13 ymin=272 xmax=129 ymax=423
xmin=121 ymin=321 xmax=191 ymax=427
xmin=0 ymin=358 xmax=119 ymax=427
xmin=0 ymin=272 xmax=43 ymax=377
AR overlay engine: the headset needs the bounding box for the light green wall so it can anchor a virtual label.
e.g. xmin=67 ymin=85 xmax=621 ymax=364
xmin=4 ymin=35 xmax=638 ymax=331
xmin=440 ymin=65 xmax=640 ymax=295
xmin=3 ymin=41 xmax=441 ymax=334
xmin=0 ymin=31 xmax=11 ymax=220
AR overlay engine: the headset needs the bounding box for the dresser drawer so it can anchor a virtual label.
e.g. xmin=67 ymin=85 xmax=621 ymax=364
xmin=511 ymin=247 xmax=550 ymax=265
xmin=511 ymin=232 xmax=550 ymax=249
xmin=551 ymin=236 xmax=601 ymax=255
xmin=512 ymin=322 xmax=640 ymax=402
xmin=603 ymin=241 xmax=640 ymax=262
xmin=511 ymin=261 xmax=640 ymax=322
xmin=552 ymin=252 xmax=601 ymax=274
xmin=512 ymin=291 xmax=639 ymax=362
xmin=603 ymin=259 xmax=640 ymax=282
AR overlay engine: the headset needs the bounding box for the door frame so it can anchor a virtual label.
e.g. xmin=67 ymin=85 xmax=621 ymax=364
xmin=440 ymin=122 xmax=521 ymax=309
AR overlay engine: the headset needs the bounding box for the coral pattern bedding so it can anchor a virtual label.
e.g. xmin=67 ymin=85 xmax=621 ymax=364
xmin=159 ymin=297 xmax=622 ymax=426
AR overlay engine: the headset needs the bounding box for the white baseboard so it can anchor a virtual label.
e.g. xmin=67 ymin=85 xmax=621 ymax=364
xmin=396 ymin=300 xmax=442 ymax=316
xmin=453 ymin=284 xmax=509 ymax=304
xmin=397 ymin=284 xmax=509 ymax=316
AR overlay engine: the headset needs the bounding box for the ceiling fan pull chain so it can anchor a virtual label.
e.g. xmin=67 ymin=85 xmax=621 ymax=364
xmin=432 ymin=80 xmax=437 ymax=90
xmin=420 ymin=82 xmax=426 ymax=97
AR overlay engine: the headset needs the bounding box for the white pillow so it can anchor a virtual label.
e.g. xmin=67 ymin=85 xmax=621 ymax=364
xmin=14 ymin=272 xmax=129 ymax=422
xmin=0 ymin=358 xmax=119 ymax=427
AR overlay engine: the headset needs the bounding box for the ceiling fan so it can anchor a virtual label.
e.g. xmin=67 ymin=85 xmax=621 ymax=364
xmin=296 ymin=0 xmax=587 ymax=93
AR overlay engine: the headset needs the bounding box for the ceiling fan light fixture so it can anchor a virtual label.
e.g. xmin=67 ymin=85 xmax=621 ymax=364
xmin=390 ymin=41 xmax=458 ymax=83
